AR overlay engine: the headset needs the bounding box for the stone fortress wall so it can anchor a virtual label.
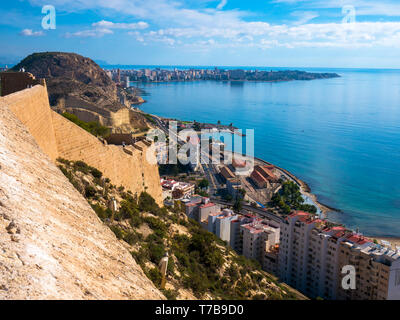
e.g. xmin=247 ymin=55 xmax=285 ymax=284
xmin=1 ymin=82 xmax=162 ymax=205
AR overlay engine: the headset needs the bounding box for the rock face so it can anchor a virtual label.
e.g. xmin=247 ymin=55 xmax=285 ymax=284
xmin=0 ymin=94 xmax=165 ymax=300
xmin=11 ymin=52 xmax=148 ymax=133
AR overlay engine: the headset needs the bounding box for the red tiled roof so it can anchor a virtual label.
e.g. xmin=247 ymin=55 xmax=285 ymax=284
xmin=220 ymin=166 xmax=235 ymax=180
xmin=255 ymin=165 xmax=278 ymax=181
xmin=288 ymin=211 xmax=310 ymax=218
xmin=250 ymin=170 xmax=267 ymax=185
xmin=200 ymin=202 xmax=216 ymax=209
xmin=346 ymin=234 xmax=371 ymax=245
xmin=185 ymin=203 xmax=197 ymax=207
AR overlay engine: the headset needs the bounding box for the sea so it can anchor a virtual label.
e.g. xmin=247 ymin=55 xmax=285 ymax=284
xmin=109 ymin=65 xmax=400 ymax=237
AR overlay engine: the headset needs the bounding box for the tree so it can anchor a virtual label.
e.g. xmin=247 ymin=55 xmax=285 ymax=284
xmin=172 ymin=188 xmax=184 ymax=199
xmin=198 ymin=179 xmax=209 ymax=190
xmin=233 ymin=197 xmax=242 ymax=212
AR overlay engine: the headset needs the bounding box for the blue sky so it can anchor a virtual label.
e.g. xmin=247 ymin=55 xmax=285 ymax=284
xmin=2 ymin=0 xmax=400 ymax=68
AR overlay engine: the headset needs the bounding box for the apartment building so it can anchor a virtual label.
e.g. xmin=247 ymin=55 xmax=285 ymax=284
xmin=241 ymin=220 xmax=280 ymax=273
xmin=184 ymin=196 xmax=218 ymax=223
xmin=215 ymin=209 xmax=238 ymax=243
xmin=337 ymin=235 xmax=400 ymax=300
xmin=199 ymin=201 xmax=219 ymax=224
xmin=279 ymin=211 xmax=323 ymax=293
xmin=279 ymin=210 xmax=400 ymax=300
xmin=230 ymin=215 xmax=256 ymax=254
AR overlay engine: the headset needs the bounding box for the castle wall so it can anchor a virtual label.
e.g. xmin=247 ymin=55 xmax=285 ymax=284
xmin=51 ymin=111 xmax=162 ymax=204
xmin=1 ymin=85 xmax=59 ymax=161
xmin=0 ymin=85 xmax=163 ymax=205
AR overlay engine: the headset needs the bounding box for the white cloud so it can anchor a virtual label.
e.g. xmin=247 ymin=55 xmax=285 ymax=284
xmin=291 ymin=11 xmax=319 ymax=25
xmin=20 ymin=29 xmax=44 ymax=36
xmin=65 ymin=28 xmax=114 ymax=38
xmin=92 ymin=20 xmax=149 ymax=30
xmin=27 ymin=0 xmax=400 ymax=49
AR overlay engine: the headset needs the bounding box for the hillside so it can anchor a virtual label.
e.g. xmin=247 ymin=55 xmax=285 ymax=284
xmin=56 ymin=159 xmax=307 ymax=300
xmin=11 ymin=52 xmax=148 ymax=133
xmin=0 ymin=98 xmax=164 ymax=300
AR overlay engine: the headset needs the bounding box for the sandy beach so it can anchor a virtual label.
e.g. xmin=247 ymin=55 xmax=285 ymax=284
xmin=369 ymin=237 xmax=400 ymax=249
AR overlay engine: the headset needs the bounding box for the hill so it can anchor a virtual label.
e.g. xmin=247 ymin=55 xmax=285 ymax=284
xmin=11 ymin=52 xmax=148 ymax=133
xmin=56 ymin=159 xmax=307 ymax=300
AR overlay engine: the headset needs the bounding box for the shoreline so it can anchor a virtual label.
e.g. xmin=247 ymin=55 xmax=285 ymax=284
xmin=151 ymin=113 xmax=398 ymax=240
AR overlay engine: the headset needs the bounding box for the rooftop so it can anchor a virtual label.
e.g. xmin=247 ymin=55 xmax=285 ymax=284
xmin=200 ymin=202 xmax=216 ymax=209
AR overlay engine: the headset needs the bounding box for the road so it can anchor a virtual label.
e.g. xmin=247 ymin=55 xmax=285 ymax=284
xmin=150 ymin=114 xmax=284 ymax=223
xmin=210 ymin=197 xmax=284 ymax=224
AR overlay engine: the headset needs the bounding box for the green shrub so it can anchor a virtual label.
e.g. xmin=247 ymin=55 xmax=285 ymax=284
xmin=144 ymin=217 xmax=167 ymax=239
xmin=62 ymin=112 xmax=110 ymax=138
xmin=57 ymin=158 xmax=70 ymax=165
xmin=90 ymin=167 xmax=103 ymax=179
xmin=110 ymin=225 xmax=125 ymax=240
xmin=130 ymin=215 xmax=143 ymax=228
xmin=74 ymin=161 xmax=90 ymax=174
xmin=124 ymin=231 xmax=140 ymax=245
xmin=161 ymin=289 xmax=178 ymax=300
xmin=91 ymin=203 xmax=111 ymax=221
xmin=147 ymin=267 xmax=162 ymax=287
xmin=85 ymin=185 xmax=97 ymax=198
xmin=138 ymin=192 xmax=159 ymax=213
xmin=148 ymin=243 xmax=165 ymax=264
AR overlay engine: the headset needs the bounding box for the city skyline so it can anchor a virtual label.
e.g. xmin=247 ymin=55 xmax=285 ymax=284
xmin=3 ymin=1 xmax=400 ymax=68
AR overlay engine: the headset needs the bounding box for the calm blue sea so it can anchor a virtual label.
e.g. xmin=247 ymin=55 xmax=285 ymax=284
xmin=134 ymin=68 xmax=400 ymax=237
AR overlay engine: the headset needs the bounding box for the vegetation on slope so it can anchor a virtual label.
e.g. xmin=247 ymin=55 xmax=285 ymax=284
xmin=62 ymin=112 xmax=111 ymax=138
xmin=57 ymin=158 xmax=305 ymax=300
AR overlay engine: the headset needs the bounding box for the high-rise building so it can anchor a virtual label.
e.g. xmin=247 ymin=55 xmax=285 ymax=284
xmin=337 ymin=236 xmax=400 ymax=300
xmin=241 ymin=220 xmax=280 ymax=272
xmin=278 ymin=211 xmax=400 ymax=300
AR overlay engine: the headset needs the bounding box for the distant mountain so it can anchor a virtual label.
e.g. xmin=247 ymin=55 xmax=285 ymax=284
xmin=12 ymin=52 xmax=148 ymax=133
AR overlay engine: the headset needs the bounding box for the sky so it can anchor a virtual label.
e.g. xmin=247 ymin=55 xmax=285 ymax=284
xmin=2 ymin=0 xmax=400 ymax=68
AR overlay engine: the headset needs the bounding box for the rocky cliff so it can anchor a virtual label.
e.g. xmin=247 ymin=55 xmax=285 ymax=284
xmin=0 ymin=96 xmax=164 ymax=299
xmin=11 ymin=52 xmax=148 ymax=133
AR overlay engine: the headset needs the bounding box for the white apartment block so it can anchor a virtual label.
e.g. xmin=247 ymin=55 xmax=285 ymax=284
xmin=278 ymin=211 xmax=400 ymax=300
xmin=215 ymin=209 xmax=238 ymax=243
xmin=241 ymin=220 xmax=280 ymax=272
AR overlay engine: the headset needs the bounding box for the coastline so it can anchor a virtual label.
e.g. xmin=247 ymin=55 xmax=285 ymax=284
xmin=370 ymin=237 xmax=400 ymax=248
xmin=151 ymin=113 xmax=398 ymax=240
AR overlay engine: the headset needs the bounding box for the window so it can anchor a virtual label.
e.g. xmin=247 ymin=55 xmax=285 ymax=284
xmin=395 ymin=270 xmax=400 ymax=287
